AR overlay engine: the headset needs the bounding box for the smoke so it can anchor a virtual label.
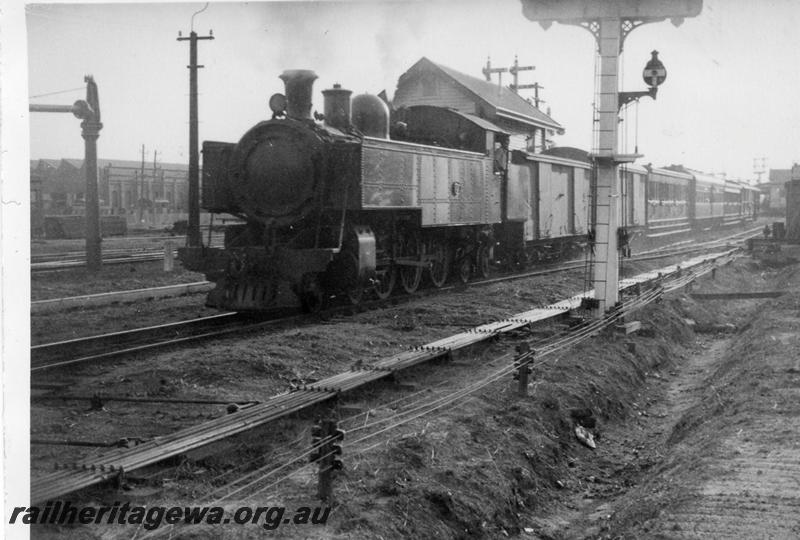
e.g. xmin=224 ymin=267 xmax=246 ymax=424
xmin=373 ymin=4 xmax=426 ymax=101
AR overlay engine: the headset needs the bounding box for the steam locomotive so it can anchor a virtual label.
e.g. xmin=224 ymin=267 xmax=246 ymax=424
xmin=178 ymin=69 xmax=758 ymax=312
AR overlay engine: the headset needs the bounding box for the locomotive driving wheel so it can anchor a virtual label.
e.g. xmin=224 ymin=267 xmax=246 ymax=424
xmin=373 ymin=264 xmax=396 ymax=300
xmin=455 ymin=247 xmax=471 ymax=284
xmin=398 ymin=230 xmax=423 ymax=294
xmin=427 ymin=239 xmax=450 ymax=288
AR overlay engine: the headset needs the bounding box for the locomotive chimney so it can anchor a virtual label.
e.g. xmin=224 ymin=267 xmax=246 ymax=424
xmin=279 ymin=69 xmax=317 ymax=119
xmin=322 ymin=83 xmax=352 ymax=131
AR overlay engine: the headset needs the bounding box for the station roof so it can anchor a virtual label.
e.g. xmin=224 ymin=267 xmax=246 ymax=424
xmin=399 ymin=57 xmax=564 ymax=134
xmin=448 ymin=108 xmax=509 ymax=135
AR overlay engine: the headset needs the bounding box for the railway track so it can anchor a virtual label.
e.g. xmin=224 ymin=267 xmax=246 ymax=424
xmin=29 ymin=312 xmax=293 ymax=373
xmin=30 ymin=249 xmax=737 ymax=504
xmin=31 ymin=227 xmax=761 ymax=373
xmin=31 ymin=236 xmax=224 ymax=271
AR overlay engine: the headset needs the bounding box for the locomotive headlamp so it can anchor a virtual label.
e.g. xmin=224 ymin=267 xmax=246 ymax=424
xmin=269 ymin=93 xmax=287 ymax=116
xmin=642 ymin=50 xmax=666 ymax=88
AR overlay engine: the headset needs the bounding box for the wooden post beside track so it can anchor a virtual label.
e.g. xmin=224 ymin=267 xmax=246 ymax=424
xmin=310 ymin=419 xmax=345 ymax=502
xmin=513 ymin=343 xmax=534 ymax=397
xmin=163 ymin=240 xmax=174 ymax=271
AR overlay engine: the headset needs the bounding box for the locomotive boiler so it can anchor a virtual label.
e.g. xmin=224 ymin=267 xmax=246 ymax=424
xmin=179 ymin=69 xmax=503 ymax=311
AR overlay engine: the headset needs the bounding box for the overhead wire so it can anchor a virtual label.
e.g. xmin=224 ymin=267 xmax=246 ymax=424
xmin=146 ymin=252 xmax=733 ymax=531
xmin=29 ymin=87 xmax=86 ymax=99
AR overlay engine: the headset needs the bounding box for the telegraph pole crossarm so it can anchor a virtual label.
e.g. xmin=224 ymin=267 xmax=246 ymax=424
xmin=482 ymin=57 xmax=508 ymax=85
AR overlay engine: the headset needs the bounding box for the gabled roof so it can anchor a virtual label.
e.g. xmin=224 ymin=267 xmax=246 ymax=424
xmin=30 ymin=159 xmax=61 ymax=170
xmin=399 ymin=57 xmax=563 ymax=133
xmin=61 ymin=159 xmax=84 ymax=170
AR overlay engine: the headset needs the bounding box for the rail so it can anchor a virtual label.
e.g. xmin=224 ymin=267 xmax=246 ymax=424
xmin=30 ymin=249 xmax=737 ymax=503
xmin=31 ymin=229 xmax=760 ymax=370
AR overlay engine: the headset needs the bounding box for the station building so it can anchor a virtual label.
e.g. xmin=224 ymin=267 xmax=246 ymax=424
xmin=393 ymin=57 xmax=564 ymax=153
xmin=30 ymin=158 xmax=190 ymax=228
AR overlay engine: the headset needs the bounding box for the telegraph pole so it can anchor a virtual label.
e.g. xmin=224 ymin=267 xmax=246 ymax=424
xmin=177 ymin=15 xmax=213 ymax=248
xmin=508 ymin=55 xmax=536 ymax=93
xmin=520 ymin=0 xmax=702 ymax=317
xmin=482 ymin=57 xmax=508 ymax=88
xmin=531 ymin=83 xmax=545 ymax=108
xmin=488 ymin=56 xmax=544 ymax=108
xmin=140 ymin=144 xmax=146 ymax=223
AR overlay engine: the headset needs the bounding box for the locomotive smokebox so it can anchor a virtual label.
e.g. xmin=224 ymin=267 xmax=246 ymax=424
xmin=280 ymin=69 xmax=317 ymax=119
xmin=322 ymin=84 xmax=352 ymax=131
xmin=352 ymin=94 xmax=389 ymax=138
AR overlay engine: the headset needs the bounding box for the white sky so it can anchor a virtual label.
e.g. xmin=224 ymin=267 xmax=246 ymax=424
xmin=19 ymin=0 xmax=800 ymax=180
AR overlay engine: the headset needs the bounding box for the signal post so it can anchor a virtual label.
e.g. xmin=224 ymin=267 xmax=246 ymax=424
xmin=519 ymin=0 xmax=702 ymax=317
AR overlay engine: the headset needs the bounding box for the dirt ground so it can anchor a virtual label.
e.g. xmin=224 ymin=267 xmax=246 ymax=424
xmin=28 ymin=233 xmax=800 ymax=539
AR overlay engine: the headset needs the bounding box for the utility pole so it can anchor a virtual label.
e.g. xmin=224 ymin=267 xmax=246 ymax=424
xmin=508 ymin=55 xmax=536 ymax=94
xmin=153 ymin=150 xmax=159 ymax=204
xmin=520 ymin=0 xmax=702 ymax=318
xmin=482 ymin=57 xmax=508 ymax=88
xmin=140 ymin=144 xmax=146 ymax=224
xmin=29 ymin=75 xmax=103 ymax=271
xmin=177 ymin=20 xmax=214 ymax=248
xmin=488 ymin=56 xmax=544 ymax=108
xmin=531 ymin=83 xmax=545 ymax=109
